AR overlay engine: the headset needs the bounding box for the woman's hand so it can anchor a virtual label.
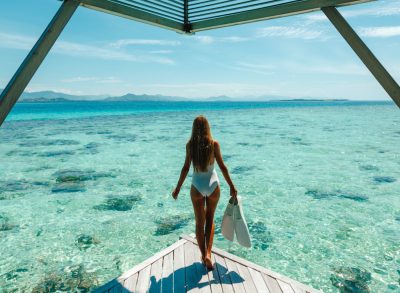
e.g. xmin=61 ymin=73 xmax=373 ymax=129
xmin=172 ymin=187 xmax=180 ymax=200
xmin=230 ymin=185 xmax=237 ymax=198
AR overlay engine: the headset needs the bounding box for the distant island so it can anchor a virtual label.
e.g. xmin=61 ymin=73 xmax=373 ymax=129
xmin=1 ymin=89 xmax=350 ymax=103
xmin=104 ymin=93 xmax=188 ymax=102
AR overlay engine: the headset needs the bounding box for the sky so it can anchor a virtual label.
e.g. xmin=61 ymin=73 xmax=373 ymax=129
xmin=0 ymin=0 xmax=399 ymax=100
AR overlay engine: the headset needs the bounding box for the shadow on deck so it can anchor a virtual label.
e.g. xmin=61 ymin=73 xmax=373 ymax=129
xmin=94 ymin=234 xmax=321 ymax=293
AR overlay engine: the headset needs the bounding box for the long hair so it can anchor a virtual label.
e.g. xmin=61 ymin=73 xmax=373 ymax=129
xmin=190 ymin=116 xmax=214 ymax=172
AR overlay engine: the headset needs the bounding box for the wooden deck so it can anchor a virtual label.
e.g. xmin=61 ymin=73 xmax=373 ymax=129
xmin=94 ymin=235 xmax=321 ymax=293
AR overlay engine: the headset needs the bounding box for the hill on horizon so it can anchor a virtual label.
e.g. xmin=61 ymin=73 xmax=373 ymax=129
xmin=0 ymin=89 xmax=349 ymax=102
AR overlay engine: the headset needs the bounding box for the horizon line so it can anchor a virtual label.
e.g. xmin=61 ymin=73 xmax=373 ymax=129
xmin=12 ymin=88 xmax=393 ymax=102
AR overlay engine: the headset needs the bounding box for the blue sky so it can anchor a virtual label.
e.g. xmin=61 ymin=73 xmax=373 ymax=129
xmin=0 ymin=0 xmax=399 ymax=100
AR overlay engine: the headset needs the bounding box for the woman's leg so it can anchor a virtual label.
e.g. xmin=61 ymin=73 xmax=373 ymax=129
xmin=190 ymin=185 xmax=206 ymax=260
xmin=204 ymin=185 xmax=220 ymax=267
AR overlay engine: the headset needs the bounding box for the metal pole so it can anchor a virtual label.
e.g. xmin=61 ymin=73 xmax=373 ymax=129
xmin=0 ymin=0 xmax=79 ymax=126
xmin=183 ymin=0 xmax=191 ymax=33
xmin=322 ymin=6 xmax=400 ymax=108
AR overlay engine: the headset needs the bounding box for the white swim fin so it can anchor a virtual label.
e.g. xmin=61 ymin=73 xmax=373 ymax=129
xmin=221 ymin=197 xmax=235 ymax=242
xmin=233 ymin=196 xmax=251 ymax=248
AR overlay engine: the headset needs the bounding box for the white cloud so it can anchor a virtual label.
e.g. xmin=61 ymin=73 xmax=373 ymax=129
xmin=0 ymin=32 xmax=35 ymax=50
xmin=226 ymin=62 xmax=275 ymax=75
xmin=98 ymin=77 xmax=123 ymax=84
xmin=224 ymin=60 xmax=366 ymax=76
xmin=256 ymin=26 xmax=323 ymax=39
xmin=236 ymin=62 xmax=275 ymax=71
xmin=359 ymin=26 xmax=400 ymax=38
xmin=256 ymin=2 xmax=400 ymax=41
xmin=295 ymin=63 xmax=368 ymax=76
xmin=54 ymin=41 xmax=175 ymax=64
xmin=305 ymin=1 xmax=400 ymax=22
xmin=190 ymin=35 xmax=249 ymax=44
xmin=150 ymin=50 xmax=173 ymax=54
xmin=225 ymin=65 xmax=273 ymax=75
xmin=109 ymin=39 xmax=181 ymax=48
xmin=62 ymin=76 xmax=122 ymax=83
xmin=304 ymin=14 xmax=328 ymax=22
xmin=0 ymin=32 xmax=175 ymax=65
xmin=62 ymin=77 xmax=97 ymax=82
xmin=193 ymin=35 xmax=215 ymax=44
xmin=221 ymin=36 xmax=249 ymax=43
xmin=343 ymin=2 xmax=400 ymax=17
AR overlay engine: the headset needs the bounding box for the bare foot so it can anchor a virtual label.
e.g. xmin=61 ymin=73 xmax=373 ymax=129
xmin=204 ymin=256 xmax=213 ymax=270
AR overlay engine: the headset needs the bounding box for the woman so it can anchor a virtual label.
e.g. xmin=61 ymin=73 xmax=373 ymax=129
xmin=172 ymin=115 xmax=237 ymax=270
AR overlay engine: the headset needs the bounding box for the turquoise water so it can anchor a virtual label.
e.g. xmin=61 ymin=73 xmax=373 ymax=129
xmin=0 ymin=101 xmax=399 ymax=292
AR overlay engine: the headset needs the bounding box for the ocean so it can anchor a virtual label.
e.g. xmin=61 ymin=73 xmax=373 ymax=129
xmin=0 ymin=100 xmax=399 ymax=292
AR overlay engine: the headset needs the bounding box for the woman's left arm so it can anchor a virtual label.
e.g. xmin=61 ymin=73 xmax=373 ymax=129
xmin=172 ymin=143 xmax=191 ymax=199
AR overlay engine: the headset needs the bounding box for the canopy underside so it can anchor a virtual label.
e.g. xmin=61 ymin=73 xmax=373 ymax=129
xmin=78 ymin=0 xmax=373 ymax=33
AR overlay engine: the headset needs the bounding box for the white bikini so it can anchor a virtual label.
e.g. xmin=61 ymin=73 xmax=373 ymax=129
xmin=192 ymin=162 xmax=220 ymax=197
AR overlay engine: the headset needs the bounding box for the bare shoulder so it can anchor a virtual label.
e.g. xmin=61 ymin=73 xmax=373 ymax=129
xmin=213 ymin=140 xmax=221 ymax=155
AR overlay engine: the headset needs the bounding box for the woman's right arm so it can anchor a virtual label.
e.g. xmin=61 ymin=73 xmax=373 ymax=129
xmin=172 ymin=142 xmax=191 ymax=199
xmin=214 ymin=140 xmax=237 ymax=198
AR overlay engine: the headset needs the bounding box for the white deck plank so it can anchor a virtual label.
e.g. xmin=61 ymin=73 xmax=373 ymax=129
xmin=174 ymin=244 xmax=186 ymax=293
xmin=161 ymin=252 xmax=174 ymax=293
xmin=191 ymin=242 xmax=212 ymax=292
xmin=292 ymin=286 xmax=307 ymax=293
xmin=135 ymin=265 xmax=152 ymax=293
xmin=181 ymin=235 xmax=320 ymax=293
xmin=96 ymin=236 xmax=321 ymax=293
xmin=207 ymin=253 xmax=223 ymax=293
xmin=149 ymin=257 xmax=163 ymax=293
xmin=277 ymin=279 xmax=296 ymax=293
xmin=122 ymin=273 xmax=138 ymax=293
xmin=235 ymin=261 xmax=258 ymax=293
xmin=213 ymin=253 xmax=235 ymax=293
xmin=248 ymin=267 xmax=270 ymax=293
xmin=184 ymin=242 xmax=200 ymax=293
xmin=223 ymin=257 xmax=246 ymax=293
xmin=119 ymin=238 xmax=186 ymax=280
xmin=263 ymin=274 xmax=283 ymax=293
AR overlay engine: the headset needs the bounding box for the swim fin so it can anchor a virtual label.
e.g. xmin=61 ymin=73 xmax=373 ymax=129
xmin=233 ymin=196 xmax=251 ymax=248
xmin=221 ymin=197 xmax=235 ymax=242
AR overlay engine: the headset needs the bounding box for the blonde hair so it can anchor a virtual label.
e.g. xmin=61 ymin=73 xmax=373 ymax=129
xmin=189 ymin=115 xmax=214 ymax=172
